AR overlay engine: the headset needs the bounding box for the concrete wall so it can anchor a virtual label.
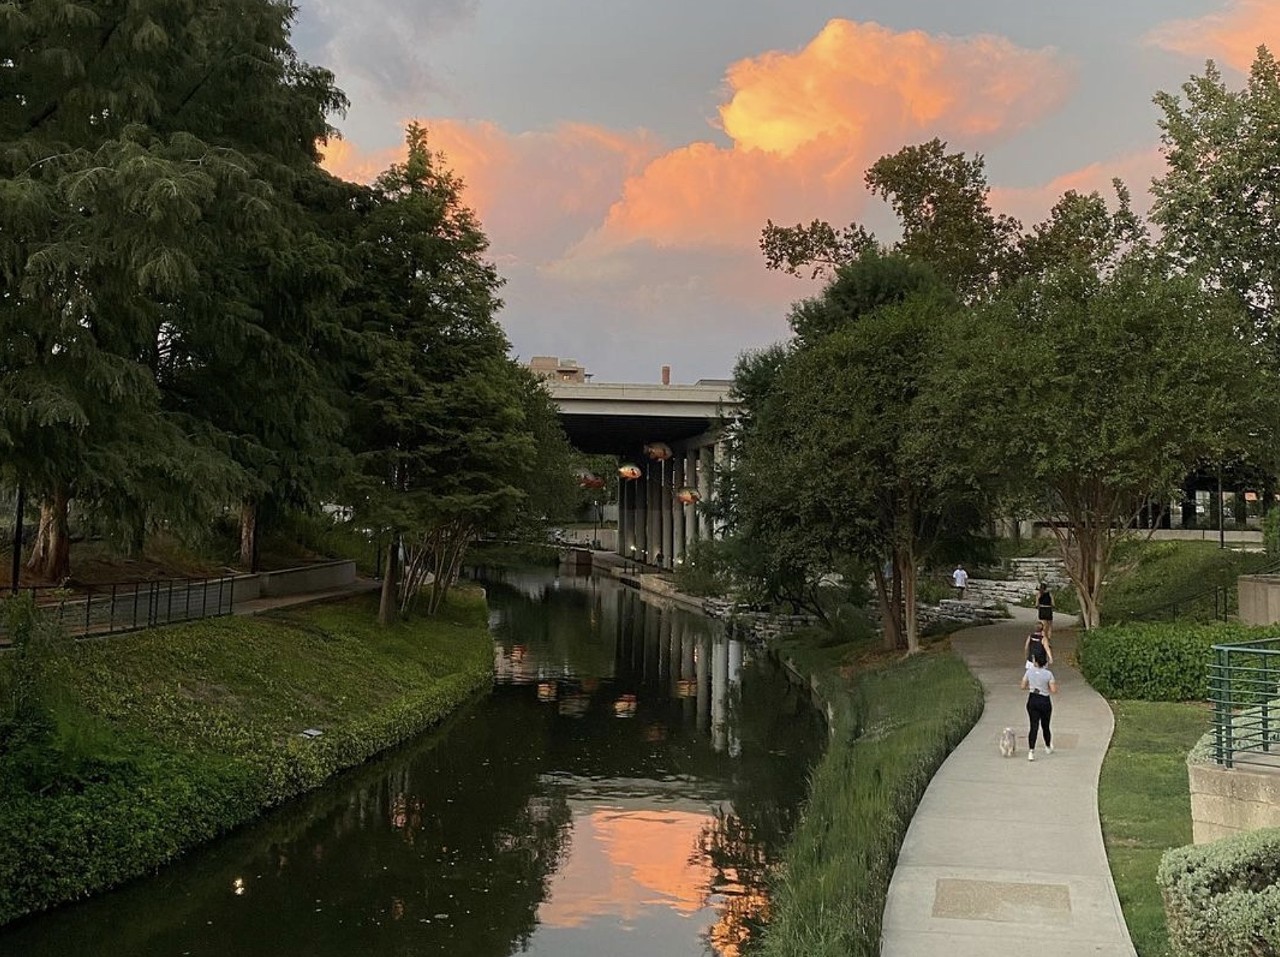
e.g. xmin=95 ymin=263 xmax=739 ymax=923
xmin=1190 ymin=760 xmax=1280 ymax=844
xmin=1239 ymin=575 xmax=1280 ymax=626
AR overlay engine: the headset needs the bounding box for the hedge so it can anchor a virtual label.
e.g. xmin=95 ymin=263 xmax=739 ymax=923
xmin=1078 ymin=621 xmax=1280 ymax=701
xmin=1159 ymin=827 xmax=1280 ymax=956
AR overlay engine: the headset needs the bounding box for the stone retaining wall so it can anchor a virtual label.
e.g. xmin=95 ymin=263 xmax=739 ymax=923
xmin=1190 ymin=758 xmax=1280 ymax=844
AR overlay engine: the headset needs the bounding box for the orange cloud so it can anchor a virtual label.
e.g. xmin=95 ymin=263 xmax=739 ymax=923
xmin=1147 ymin=0 xmax=1280 ymax=71
xmin=720 ymin=20 xmax=1072 ymax=156
xmin=322 ymin=121 xmax=663 ymax=263
xmin=566 ymin=18 xmax=1073 ymax=259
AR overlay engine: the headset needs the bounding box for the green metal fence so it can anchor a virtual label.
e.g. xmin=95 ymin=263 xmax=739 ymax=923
xmin=1208 ymin=637 xmax=1280 ymax=768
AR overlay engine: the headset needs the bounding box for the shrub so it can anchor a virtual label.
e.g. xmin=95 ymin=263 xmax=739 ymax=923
xmin=1266 ymin=509 xmax=1280 ymax=559
xmin=1159 ymin=828 xmax=1280 ymax=957
xmin=673 ymin=538 xmax=735 ymax=597
xmin=1079 ymin=622 xmax=1280 ymax=701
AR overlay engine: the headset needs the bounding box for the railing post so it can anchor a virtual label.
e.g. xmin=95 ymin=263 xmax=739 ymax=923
xmin=109 ymin=583 xmax=117 ymax=634
xmin=84 ymin=587 xmax=92 ymax=636
xmin=1214 ymin=645 xmax=1228 ymax=767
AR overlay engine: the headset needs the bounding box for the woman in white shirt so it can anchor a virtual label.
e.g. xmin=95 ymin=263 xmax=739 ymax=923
xmin=1020 ymin=647 xmax=1057 ymax=761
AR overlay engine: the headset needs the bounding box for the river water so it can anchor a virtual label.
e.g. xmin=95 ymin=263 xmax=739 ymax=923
xmin=0 ymin=567 xmax=824 ymax=956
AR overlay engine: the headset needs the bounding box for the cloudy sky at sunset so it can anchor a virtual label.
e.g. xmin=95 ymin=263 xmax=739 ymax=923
xmin=295 ymin=0 xmax=1280 ymax=382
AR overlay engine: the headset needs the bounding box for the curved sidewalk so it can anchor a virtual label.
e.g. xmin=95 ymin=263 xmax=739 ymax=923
xmin=880 ymin=608 xmax=1136 ymax=956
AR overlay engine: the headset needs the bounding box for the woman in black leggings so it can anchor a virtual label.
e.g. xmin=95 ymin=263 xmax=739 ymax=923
xmin=1020 ymin=646 xmax=1057 ymax=761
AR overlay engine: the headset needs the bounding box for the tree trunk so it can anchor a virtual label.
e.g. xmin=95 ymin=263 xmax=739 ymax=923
xmin=872 ymin=563 xmax=902 ymax=651
xmin=378 ymin=536 xmax=400 ymax=626
xmin=239 ymin=499 xmax=259 ymax=572
xmin=900 ymin=545 xmax=920 ymax=654
xmin=26 ymin=486 xmax=71 ymax=582
xmin=127 ymin=513 xmax=146 ymax=559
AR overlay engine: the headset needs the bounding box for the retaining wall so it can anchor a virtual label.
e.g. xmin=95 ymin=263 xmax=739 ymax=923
xmin=1239 ymin=575 xmax=1280 ymax=626
xmin=1190 ymin=759 xmax=1280 ymax=844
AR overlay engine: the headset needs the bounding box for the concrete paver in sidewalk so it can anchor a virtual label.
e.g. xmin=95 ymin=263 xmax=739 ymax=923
xmin=880 ymin=608 xmax=1136 ymax=957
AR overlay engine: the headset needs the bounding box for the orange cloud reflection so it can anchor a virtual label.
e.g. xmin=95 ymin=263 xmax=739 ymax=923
xmin=1148 ymin=0 xmax=1280 ymax=71
xmin=539 ymin=807 xmax=712 ymax=929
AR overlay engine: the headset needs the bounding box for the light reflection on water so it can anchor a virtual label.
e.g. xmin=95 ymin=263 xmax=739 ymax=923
xmin=0 ymin=566 xmax=823 ymax=957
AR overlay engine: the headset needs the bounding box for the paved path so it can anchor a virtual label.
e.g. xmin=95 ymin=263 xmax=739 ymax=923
xmin=881 ymin=608 xmax=1136 ymax=957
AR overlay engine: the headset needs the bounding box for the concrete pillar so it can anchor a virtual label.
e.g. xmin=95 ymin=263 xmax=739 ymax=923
xmin=683 ymin=449 xmax=698 ymax=550
xmin=634 ymin=472 xmax=647 ymax=562
xmin=618 ymin=476 xmax=631 ymax=557
xmin=660 ymin=460 xmax=674 ymax=568
xmin=647 ymin=464 xmax=661 ymax=565
xmin=698 ymin=445 xmax=714 ymax=540
xmin=696 ymin=633 xmax=709 ymax=734
xmin=672 ymin=453 xmax=687 ymax=566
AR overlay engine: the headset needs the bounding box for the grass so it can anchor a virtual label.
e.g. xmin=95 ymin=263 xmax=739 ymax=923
xmin=1099 ymin=700 xmax=1211 ymax=957
xmin=1094 ymin=540 xmax=1273 ymax=623
xmin=755 ymin=628 xmax=983 ymax=956
xmin=0 ymin=590 xmax=493 ymax=924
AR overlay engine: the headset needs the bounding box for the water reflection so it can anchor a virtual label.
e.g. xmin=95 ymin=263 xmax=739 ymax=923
xmin=0 ymin=567 xmax=823 ymax=957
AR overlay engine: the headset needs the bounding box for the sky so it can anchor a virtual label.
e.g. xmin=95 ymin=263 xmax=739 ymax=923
xmin=296 ymin=0 xmax=1280 ymax=383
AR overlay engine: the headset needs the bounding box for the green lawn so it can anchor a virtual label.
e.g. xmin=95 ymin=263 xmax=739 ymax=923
xmin=1099 ymin=700 xmax=1211 ymax=957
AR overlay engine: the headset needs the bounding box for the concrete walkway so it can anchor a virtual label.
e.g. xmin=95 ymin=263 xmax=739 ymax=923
xmin=881 ymin=608 xmax=1136 ymax=957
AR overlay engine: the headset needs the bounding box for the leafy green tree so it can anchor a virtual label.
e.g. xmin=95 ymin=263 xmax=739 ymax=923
xmin=1153 ymin=49 xmax=1280 ymax=351
xmin=761 ymin=139 xmax=1021 ymax=298
xmin=1 ymin=0 xmax=346 ymax=578
xmin=345 ymin=125 xmax=538 ymax=623
xmin=944 ymin=252 xmax=1272 ymax=627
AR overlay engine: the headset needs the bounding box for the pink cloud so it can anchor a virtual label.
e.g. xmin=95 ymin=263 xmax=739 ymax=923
xmin=1147 ymin=0 xmax=1280 ymax=71
xmin=990 ymin=148 xmax=1165 ymax=226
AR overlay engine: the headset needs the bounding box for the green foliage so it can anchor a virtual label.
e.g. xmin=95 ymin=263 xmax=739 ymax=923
xmin=755 ymin=646 xmax=983 ymax=956
xmin=943 ymin=251 xmax=1268 ymax=627
xmin=1159 ymin=828 xmax=1280 ymax=957
xmin=467 ymin=541 xmax=560 ymax=568
xmin=1096 ymin=540 xmax=1273 ymax=623
xmin=1099 ymin=701 xmax=1209 ymax=956
xmin=1265 ymin=510 xmax=1280 ymax=558
xmin=1079 ymin=621 xmax=1280 ymax=701
xmin=1153 ymin=49 xmax=1280 ymax=355
xmin=672 ymin=537 xmax=736 ymax=597
xmin=0 ymin=592 xmax=492 ymax=924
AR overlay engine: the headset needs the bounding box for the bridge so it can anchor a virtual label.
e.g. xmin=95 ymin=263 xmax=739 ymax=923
xmin=544 ymin=378 xmax=736 ymax=570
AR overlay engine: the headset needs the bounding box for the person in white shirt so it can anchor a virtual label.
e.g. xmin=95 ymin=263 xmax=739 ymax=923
xmin=1020 ymin=647 xmax=1057 ymax=761
xmin=952 ymin=564 xmax=969 ymax=600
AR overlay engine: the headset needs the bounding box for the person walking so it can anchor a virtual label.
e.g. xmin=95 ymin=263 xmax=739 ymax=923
xmin=1020 ymin=647 xmax=1057 ymax=761
xmin=1024 ymin=621 xmax=1053 ymax=668
xmin=952 ymin=564 xmax=969 ymax=600
xmin=1036 ymin=582 xmax=1055 ymax=641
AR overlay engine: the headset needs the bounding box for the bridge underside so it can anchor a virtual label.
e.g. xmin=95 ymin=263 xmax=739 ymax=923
xmin=556 ymin=413 xmax=716 ymax=457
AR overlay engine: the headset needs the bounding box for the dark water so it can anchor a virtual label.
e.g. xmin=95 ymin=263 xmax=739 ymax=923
xmin=0 ymin=567 xmax=824 ymax=957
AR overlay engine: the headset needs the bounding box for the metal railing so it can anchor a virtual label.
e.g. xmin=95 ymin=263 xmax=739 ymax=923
xmin=1208 ymin=637 xmax=1280 ymax=768
xmin=1121 ymin=556 xmax=1280 ymax=624
xmin=1 ymin=575 xmax=238 ymax=642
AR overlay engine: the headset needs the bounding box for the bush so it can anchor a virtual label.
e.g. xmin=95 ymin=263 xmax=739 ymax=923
xmin=1079 ymin=621 xmax=1280 ymax=701
xmin=1159 ymin=828 xmax=1280 ymax=957
xmin=673 ymin=538 xmax=735 ymax=597
xmin=1265 ymin=509 xmax=1280 ymax=558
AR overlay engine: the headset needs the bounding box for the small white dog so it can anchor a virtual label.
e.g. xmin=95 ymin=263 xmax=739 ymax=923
xmin=999 ymin=727 xmax=1017 ymax=757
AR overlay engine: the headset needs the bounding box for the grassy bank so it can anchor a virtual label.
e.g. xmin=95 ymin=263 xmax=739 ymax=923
xmin=1099 ymin=700 xmax=1210 ymax=956
xmin=755 ymin=630 xmax=984 ymax=956
xmin=0 ymin=591 xmax=493 ymax=925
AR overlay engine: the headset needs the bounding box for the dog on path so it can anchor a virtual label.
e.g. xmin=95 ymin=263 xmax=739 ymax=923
xmin=999 ymin=727 xmax=1017 ymax=757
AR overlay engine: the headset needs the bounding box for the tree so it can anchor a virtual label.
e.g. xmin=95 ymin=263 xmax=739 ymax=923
xmin=345 ymin=125 xmax=534 ymax=623
xmin=0 ymin=0 xmax=346 ymax=579
xmin=1152 ymin=49 xmax=1280 ymax=352
xmin=946 ymin=251 xmax=1273 ymax=627
xmin=760 ymin=139 xmax=1021 ymax=298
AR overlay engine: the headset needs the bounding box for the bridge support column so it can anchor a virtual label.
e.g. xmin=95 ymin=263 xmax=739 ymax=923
xmin=660 ymin=461 xmax=674 ymax=569
xmin=683 ymin=449 xmax=698 ymax=552
xmin=672 ymin=452 xmax=686 ymax=567
xmin=647 ymin=464 xmax=661 ymax=565
xmin=698 ymin=445 xmax=714 ymax=540
xmin=618 ymin=475 xmax=631 ymax=558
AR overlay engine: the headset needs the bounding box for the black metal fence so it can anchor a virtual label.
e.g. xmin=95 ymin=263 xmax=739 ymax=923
xmin=1 ymin=575 xmax=238 ymax=642
xmin=1208 ymin=637 xmax=1280 ymax=768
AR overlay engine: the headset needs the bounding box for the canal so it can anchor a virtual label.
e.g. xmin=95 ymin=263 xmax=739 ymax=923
xmin=0 ymin=567 xmax=824 ymax=956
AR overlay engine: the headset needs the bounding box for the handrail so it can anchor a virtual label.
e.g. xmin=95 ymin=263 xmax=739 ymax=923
xmin=1208 ymin=637 xmax=1280 ymax=768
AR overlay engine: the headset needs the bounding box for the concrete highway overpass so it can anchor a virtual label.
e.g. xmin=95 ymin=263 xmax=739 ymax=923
xmin=544 ymin=379 xmax=738 ymax=570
